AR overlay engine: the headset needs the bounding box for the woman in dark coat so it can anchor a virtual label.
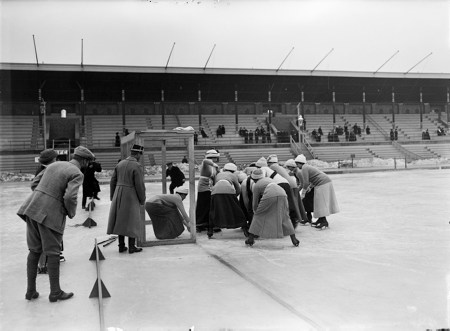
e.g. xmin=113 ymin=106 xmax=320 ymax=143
xmin=82 ymin=160 xmax=102 ymax=210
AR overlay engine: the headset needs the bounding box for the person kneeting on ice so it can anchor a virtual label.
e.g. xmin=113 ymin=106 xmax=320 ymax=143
xmin=294 ymin=154 xmax=340 ymax=229
xmin=245 ymin=169 xmax=299 ymax=247
xmin=145 ymin=187 xmax=191 ymax=239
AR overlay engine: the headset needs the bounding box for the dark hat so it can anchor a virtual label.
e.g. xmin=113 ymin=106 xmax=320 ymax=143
xmin=74 ymin=146 xmax=95 ymax=160
xmin=38 ymin=149 xmax=58 ymax=165
xmin=166 ymin=162 xmax=173 ymax=166
xmin=130 ymin=144 xmax=144 ymax=153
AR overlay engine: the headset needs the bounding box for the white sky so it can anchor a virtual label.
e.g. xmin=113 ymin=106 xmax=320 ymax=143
xmin=1 ymin=0 xmax=450 ymax=73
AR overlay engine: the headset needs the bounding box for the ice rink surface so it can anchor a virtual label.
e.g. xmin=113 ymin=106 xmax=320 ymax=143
xmin=1 ymin=169 xmax=449 ymax=331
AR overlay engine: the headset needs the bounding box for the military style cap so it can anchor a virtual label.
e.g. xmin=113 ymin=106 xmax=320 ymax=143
xmin=74 ymin=146 xmax=95 ymax=160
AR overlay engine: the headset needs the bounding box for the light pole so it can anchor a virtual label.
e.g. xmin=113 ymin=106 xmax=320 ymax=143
xmin=40 ymin=99 xmax=47 ymax=149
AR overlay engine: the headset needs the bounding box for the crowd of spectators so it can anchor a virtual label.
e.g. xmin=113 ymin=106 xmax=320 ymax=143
xmin=239 ymin=126 xmax=271 ymax=144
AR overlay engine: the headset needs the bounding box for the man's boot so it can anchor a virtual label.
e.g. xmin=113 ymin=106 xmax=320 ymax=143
xmin=47 ymin=255 xmax=73 ymax=302
xmin=128 ymin=237 xmax=142 ymax=254
xmin=118 ymin=235 xmax=127 ymax=253
xmin=25 ymin=251 xmax=40 ymax=300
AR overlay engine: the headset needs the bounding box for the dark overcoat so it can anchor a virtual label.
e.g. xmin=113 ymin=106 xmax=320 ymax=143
xmin=107 ymin=156 xmax=146 ymax=239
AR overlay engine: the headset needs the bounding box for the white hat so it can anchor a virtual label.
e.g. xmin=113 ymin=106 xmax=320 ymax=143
xmin=175 ymin=187 xmax=188 ymax=195
xmin=267 ymin=154 xmax=278 ymax=163
xmin=223 ymin=163 xmax=237 ymax=172
xmin=205 ymin=149 xmax=220 ymax=158
xmin=237 ymin=172 xmax=247 ymax=183
xmin=255 ymin=157 xmax=268 ymax=168
xmin=284 ymin=159 xmax=297 ymax=168
xmin=295 ymin=154 xmax=306 ymax=164
xmin=251 ymin=168 xmax=264 ymax=180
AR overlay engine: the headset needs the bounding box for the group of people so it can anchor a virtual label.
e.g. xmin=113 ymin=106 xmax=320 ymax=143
xmin=17 ymin=143 xmax=340 ymax=304
xmin=436 ymin=126 xmax=446 ymax=136
xmin=238 ymin=126 xmax=271 ymax=143
xmin=390 ymin=127 xmax=399 ymax=141
xmin=194 ymin=150 xmax=340 ymax=247
xmin=422 ymin=129 xmax=431 ymax=140
xmin=216 ymin=125 xmax=226 ymax=137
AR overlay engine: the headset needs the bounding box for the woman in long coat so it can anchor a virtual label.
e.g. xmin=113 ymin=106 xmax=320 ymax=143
xmin=208 ymin=163 xmax=248 ymax=238
xmin=107 ymin=146 xmax=146 ymax=253
xmin=245 ymin=169 xmax=299 ymax=247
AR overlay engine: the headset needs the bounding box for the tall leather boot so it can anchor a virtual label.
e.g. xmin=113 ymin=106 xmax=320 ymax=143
xmin=128 ymin=237 xmax=142 ymax=254
xmin=118 ymin=235 xmax=127 ymax=253
xmin=47 ymin=255 xmax=73 ymax=302
xmin=290 ymin=234 xmax=300 ymax=247
xmin=26 ymin=251 xmax=40 ymax=300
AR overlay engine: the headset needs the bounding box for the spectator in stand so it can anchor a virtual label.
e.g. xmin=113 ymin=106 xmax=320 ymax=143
xmin=194 ymin=131 xmax=198 ymax=145
xmin=244 ymin=129 xmax=249 ymax=143
xmin=166 ymin=162 xmax=186 ymax=194
xmin=266 ymin=131 xmax=271 ymax=143
xmin=366 ymin=125 xmax=371 ymax=135
xmin=216 ymin=126 xmax=223 ymax=138
xmin=349 ymin=131 xmax=357 ymax=142
xmin=394 ymin=127 xmax=399 ymax=140
xmin=221 ymin=125 xmax=226 ymax=135
xmin=248 ymin=130 xmax=254 ymax=143
xmin=200 ymin=127 xmax=208 ymax=138
xmin=390 ymin=129 xmax=395 ymax=141
xmin=115 ymin=132 xmax=121 ymax=147
xmin=318 ymin=126 xmax=323 ymax=136
xmin=255 ymin=128 xmax=260 ymax=143
xmin=124 ymin=128 xmax=130 ymax=136
xmin=181 ymin=156 xmax=188 ymax=164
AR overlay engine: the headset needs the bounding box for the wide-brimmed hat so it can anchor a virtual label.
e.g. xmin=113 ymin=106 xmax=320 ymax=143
xmin=205 ymin=149 xmax=220 ymax=158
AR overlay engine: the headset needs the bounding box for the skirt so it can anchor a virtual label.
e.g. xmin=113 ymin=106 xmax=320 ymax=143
xmin=313 ymin=182 xmax=340 ymax=218
xmin=196 ymin=191 xmax=211 ymax=228
xmin=209 ymin=194 xmax=248 ymax=229
xmin=249 ymin=196 xmax=295 ymax=238
xmin=145 ymin=202 xmax=185 ymax=240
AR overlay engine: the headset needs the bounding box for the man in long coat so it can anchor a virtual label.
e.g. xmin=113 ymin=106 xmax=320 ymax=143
xmin=17 ymin=146 xmax=95 ymax=302
xmin=107 ymin=144 xmax=146 ymax=254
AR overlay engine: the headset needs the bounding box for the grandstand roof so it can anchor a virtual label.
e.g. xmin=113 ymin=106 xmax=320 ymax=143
xmin=1 ymin=63 xmax=449 ymax=104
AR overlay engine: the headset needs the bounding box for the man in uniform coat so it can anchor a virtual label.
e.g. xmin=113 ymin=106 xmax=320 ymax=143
xmin=17 ymin=146 xmax=95 ymax=302
xmin=107 ymin=144 xmax=146 ymax=254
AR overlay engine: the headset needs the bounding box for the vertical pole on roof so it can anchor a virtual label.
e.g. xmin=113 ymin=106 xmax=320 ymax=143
xmin=121 ymin=89 xmax=126 ymax=129
xmin=447 ymin=87 xmax=449 ymax=126
xmin=198 ymin=89 xmax=202 ymax=128
xmin=81 ymin=38 xmax=84 ymax=68
xmin=161 ymin=90 xmax=165 ymax=130
xmin=362 ymin=88 xmax=366 ymax=130
xmin=332 ymin=88 xmax=336 ymax=125
xmin=235 ymin=89 xmax=238 ymax=133
xmin=419 ymin=88 xmax=423 ymax=130
xmin=33 ymin=35 xmax=39 ymax=67
xmin=391 ymin=87 xmax=395 ymax=128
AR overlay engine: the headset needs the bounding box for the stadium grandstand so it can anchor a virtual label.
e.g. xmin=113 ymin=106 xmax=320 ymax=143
xmin=1 ymin=63 xmax=449 ymax=173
